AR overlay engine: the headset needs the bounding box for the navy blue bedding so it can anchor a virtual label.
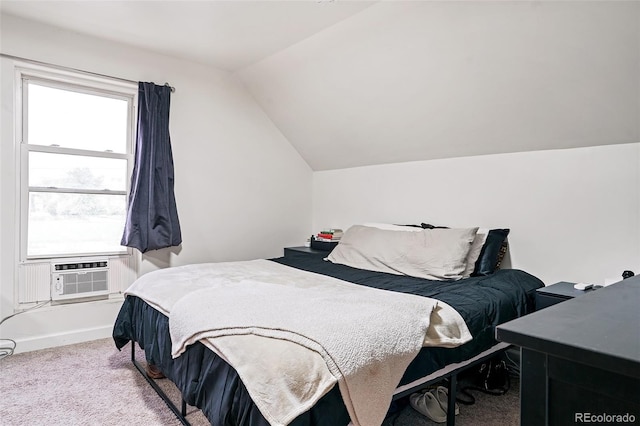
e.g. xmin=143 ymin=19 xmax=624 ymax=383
xmin=113 ymin=253 xmax=543 ymax=425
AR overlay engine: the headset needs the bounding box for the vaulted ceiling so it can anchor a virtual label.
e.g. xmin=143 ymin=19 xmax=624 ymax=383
xmin=0 ymin=1 xmax=376 ymax=71
xmin=2 ymin=1 xmax=638 ymax=170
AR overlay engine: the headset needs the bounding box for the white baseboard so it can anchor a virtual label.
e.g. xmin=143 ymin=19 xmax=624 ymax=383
xmin=10 ymin=325 xmax=113 ymax=354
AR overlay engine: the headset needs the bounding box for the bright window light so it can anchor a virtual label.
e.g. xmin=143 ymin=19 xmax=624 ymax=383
xmin=29 ymin=152 xmax=128 ymax=191
xmin=22 ymin=77 xmax=134 ymax=258
xmin=27 ymin=83 xmax=128 ymax=153
xmin=27 ymin=193 xmax=127 ymax=257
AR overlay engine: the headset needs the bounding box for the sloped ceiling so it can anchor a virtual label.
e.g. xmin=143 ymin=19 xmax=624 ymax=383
xmin=0 ymin=0 xmax=376 ymax=71
xmin=238 ymin=1 xmax=640 ymax=170
xmin=2 ymin=1 xmax=639 ymax=171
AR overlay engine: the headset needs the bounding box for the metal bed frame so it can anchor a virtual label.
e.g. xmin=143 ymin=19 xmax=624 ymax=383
xmin=131 ymin=342 xmax=190 ymax=426
xmin=130 ymin=336 xmax=510 ymax=426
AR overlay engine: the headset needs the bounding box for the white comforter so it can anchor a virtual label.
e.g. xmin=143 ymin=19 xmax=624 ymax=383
xmin=125 ymin=259 xmax=471 ymax=426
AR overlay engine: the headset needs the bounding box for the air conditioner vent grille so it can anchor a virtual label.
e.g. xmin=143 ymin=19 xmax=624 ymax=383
xmin=54 ymin=261 xmax=108 ymax=271
xmin=60 ymin=270 xmax=108 ymax=295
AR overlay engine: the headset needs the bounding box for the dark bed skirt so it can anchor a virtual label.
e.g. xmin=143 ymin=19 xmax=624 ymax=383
xmin=113 ymin=295 xmax=351 ymax=426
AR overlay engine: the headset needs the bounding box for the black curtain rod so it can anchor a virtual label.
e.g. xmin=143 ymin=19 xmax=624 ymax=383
xmin=0 ymin=52 xmax=176 ymax=92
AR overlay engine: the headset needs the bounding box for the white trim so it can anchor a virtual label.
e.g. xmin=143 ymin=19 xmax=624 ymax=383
xmin=7 ymin=293 xmax=125 ymax=353
xmin=29 ymin=187 xmax=127 ymax=196
xmin=24 ymin=250 xmax=131 ymax=262
xmin=15 ymin=61 xmax=136 ymax=95
xmin=0 ymin=54 xmax=143 ymax=91
xmin=25 ymin=144 xmax=129 ymax=159
xmin=15 ymin=68 xmax=26 ymax=271
xmin=23 ymin=75 xmax=133 ymax=103
xmin=11 ymin=324 xmax=115 ymax=354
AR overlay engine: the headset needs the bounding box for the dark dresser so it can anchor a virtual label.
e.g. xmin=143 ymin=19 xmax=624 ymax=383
xmin=496 ymin=276 xmax=640 ymax=425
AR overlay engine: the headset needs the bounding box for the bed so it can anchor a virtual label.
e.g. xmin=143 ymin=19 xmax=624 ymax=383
xmin=112 ymin=224 xmax=544 ymax=426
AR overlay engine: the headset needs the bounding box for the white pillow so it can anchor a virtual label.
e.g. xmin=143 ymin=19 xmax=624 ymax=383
xmin=462 ymin=228 xmax=489 ymax=278
xmin=364 ymin=223 xmax=487 ymax=278
xmin=326 ymin=225 xmax=478 ymax=281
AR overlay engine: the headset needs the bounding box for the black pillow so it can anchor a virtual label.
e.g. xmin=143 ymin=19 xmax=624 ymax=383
xmin=396 ymin=223 xmax=449 ymax=229
xmin=472 ymin=229 xmax=510 ymax=276
xmin=420 ymin=223 xmax=449 ymax=229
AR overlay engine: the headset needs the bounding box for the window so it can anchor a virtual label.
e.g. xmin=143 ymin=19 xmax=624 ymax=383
xmin=19 ymin=71 xmax=136 ymax=259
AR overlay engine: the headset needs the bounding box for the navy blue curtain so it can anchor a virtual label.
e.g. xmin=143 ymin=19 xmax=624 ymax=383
xmin=121 ymin=82 xmax=182 ymax=253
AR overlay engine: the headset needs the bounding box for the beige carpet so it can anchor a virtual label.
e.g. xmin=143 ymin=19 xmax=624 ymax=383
xmin=0 ymin=338 xmax=519 ymax=425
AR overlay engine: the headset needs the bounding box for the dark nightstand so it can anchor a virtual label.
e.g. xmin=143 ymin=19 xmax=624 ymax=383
xmin=283 ymin=246 xmax=330 ymax=257
xmin=535 ymin=281 xmax=597 ymax=310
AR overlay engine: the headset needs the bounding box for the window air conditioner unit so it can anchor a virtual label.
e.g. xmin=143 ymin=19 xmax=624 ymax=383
xmin=51 ymin=259 xmax=109 ymax=301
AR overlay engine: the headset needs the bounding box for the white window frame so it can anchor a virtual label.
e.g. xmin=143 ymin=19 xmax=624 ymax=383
xmin=15 ymin=64 xmax=137 ymax=261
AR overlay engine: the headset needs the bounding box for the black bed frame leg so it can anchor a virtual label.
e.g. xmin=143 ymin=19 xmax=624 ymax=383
xmin=446 ymin=374 xmax=457 ymax=426
xmin=130 ymin=342 xmax=191 ymax=426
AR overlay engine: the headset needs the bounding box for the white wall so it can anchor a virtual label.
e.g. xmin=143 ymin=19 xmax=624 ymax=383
xmin=313 ymin=144 xmax=640 ymax=286
xmin=0 ymin=15 xmax=312 ymax=352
